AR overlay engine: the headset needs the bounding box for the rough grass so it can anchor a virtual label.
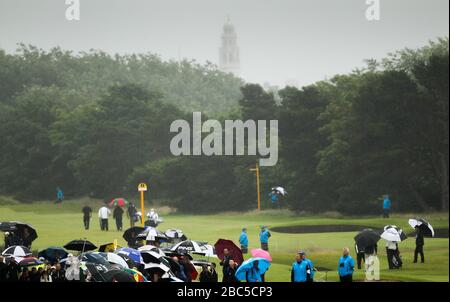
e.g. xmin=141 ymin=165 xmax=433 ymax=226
xmin=0 ymin=197 xmax=448 ymax=282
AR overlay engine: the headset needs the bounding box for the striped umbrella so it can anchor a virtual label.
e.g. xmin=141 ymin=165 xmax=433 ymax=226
xmin=2 ymin=245 xmax=32 ymax=257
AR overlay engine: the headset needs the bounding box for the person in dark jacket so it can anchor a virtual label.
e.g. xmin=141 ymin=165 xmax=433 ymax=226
xmin=414 ymin=226 xmax=425 ymax=263
xmin=220 ymin=248 xmax=232 ymax=282
xmin=223 ymin=260 xmax=239 ymax=282
xmin=29 ymin=267 xmax=40 ymax=282
xmin=51 ymin=263 xmax=66 ymax=282
xmin=210 ymin=263 xmax=218 ymax=282
xmin=181 ymin=257 xmax=192 ymax=282
xmin=355 ymin=243 xmax=365 ymax=269
xmin=6 ymin=258 xmax=19 ymax=281
xmin=19 ymin=267 xmax=30 ymax=282
xmin=199 ymin=265 xmax=212 ymax=282
xmin=113 ymin=206 xmax=124 ymax=231
xmin=82 ymin=205 xmax=92 ymax=230
xmin=127 ymin=203 xmax=137 ymax=227
xmin=0 ymin=256 xmax=8 ymax=282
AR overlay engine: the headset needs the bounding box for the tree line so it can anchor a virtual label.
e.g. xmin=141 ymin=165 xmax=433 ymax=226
xmin=0 ymin=39 xmax=448 ymax=214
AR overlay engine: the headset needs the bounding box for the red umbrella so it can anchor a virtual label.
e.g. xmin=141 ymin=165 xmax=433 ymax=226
xmin=109 ymin=198 xmax=129 ymax=207
xmin=214 ymin=239 xmax=244 ymax=265
xmin=181 ymin=258 xmax=198 ymax=280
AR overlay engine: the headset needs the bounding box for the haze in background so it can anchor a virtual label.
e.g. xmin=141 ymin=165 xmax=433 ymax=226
xmin=0 ymin=0 xmax=448 ymax=87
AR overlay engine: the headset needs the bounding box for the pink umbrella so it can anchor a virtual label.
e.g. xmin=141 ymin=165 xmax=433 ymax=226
xmin=251 ymin=248 xmax=272 ymax=262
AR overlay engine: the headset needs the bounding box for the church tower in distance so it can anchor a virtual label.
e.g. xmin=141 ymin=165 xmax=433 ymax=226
xmin=219 ymin=16 xmax=240 ymax=76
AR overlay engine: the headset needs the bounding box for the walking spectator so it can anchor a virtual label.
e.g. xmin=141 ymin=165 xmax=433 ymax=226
xmin=82 ymin=205 xmax=92 ymax=230
xmin=382 ymin=195 xmax=391 ymax=218
xmin=239 ymin=228 xmax=249 ymax=254
xmin=113 ymin=205 xmax=124 ymax=231
xmin=338 ymin=247 xmax=355 ymax=282
xmin=414 ymin=226 xmax=425 ymax=263
xmin=127 ymin=203 xmax=137 ymax=227
xmin=98 ymin=204 xmax=111 ymax=231
xmin=259 ymin=226 xmax=271 ymax=251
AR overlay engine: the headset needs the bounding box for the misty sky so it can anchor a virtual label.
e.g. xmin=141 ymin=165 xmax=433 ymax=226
xmin=0 ymin=0 xmax=448 ymax=87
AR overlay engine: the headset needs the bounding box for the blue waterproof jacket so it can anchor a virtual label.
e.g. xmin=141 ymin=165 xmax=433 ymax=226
xmin=239 ymin=232 xmax=248 ymax=247
xmin=338 ymin=255 xmax=355 ymax=277
xmin=260 ymin=230 xmax=271 ymax=244
xmin=246 ymin=267 xmax=262 ymax=282
xmin=383 ymin=198 xmax=391 ymax=209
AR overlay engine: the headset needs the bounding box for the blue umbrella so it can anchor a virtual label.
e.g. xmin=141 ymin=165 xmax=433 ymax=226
xmin=38 ymin=246 xmax=68 ymax=262
xmin=235 ymin=257 xmax=271 ymax=281
xmin=116 ymin=247 xmax=143 ymax=264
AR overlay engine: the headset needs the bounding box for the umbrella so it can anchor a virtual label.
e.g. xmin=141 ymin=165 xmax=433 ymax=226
xmin=381 ymin=226 xmax=407 ymax=242
xmin=104 ymin=269 xmax=136 ymax=282
xmin=251 ymin=248 xmax=272 ymax=262
xmin=15 ymin=256 xmax=45 ymax=268
xmin=115 ymin=253 xmax=141 ymax=270
xmin=235 ymin=257 xmax=271 ymax=281
xmin=2 ymin=245 xmax=32 ymax=257
xmin=98 ymin=243 xmax=122 ymax=253
xmin=214 ymin=239 xmax=244 ymax=265
xmin=141 ymin=250 xmax=167 ymax=265
xmin=84 ymin=263 xmax=110 ymax=282
xmin=81 ymin=252 xmax=112 ymax=267
xmin=137 ymin=227 xmax=168 ymax=242
xmin=354 ymin=229 xmax=381 ymax=250
xmin=64 ymin=239 xmax=97 ymax=252
xmin=123 ymin=227 xmax=146 ymax=244
xmin=165 ymin=229 xmax=187 ymax=241
xmin=0 ymin=222 xmax=38 ymax=243
xmin=272 ymin=187 xmax=287 ymax=196
xmin=170 ymin=240 xmax=204 ymax=254
xmin=123 ymin=268 xmax=148 ymax=282
xmin=109 ymin=198 xmax=129 ymax=208
xmin=38 ymin=247 xmax=68 ymax=262
xmin=99 ymin=252 xmax=129 ymax=269
xmin=138 ymin=245 xmax=165 ymax=256
xmin=144 ymin=262 xmax=171 ymax=274
xmin=116 ymin=247 xmax=143 ymax=264
xmin=197 ymin=244 xmax=217 ymax=258
xmin=409 ymin=218 xmax=435 ymax=237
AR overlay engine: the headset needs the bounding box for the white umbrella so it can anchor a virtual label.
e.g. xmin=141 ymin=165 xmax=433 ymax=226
xmin=381 ymin=228 xmax=402 ymax=242
xmin=137 ymin=227 xmax=167 ymax=241
xmin=195 ymin=244 xmax=217 ymax=258
xmin=165 ymin=229 xmax=186 ymax=239
xmin=1 ymin=245 xmax=32 ymax=257
xmin=409 ymin=218 xmax=435 ymax=237
xmin=138 ymin=245 xmax=165 ymax=257
xmin=102 ymin=252 xmax=129 ymax=269
xmin=170 ymin=240 xmax=204 ymax=254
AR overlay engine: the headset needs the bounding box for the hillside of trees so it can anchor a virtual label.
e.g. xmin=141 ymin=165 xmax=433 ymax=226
xmin=0 ymin=39 xmax=448 ymax=214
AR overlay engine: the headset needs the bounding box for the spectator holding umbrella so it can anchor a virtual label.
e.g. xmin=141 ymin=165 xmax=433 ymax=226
xmin=259 ymin=226 xmax=271 ymax=251
xmin=239 ymin=228 xmax=249 ymax=254
xmin=224 ymin=260 xmax=239 ymax=282
xmin=338 ymin=247 xmax=355 ymax=282
xmin=220 ymin=248 xmax=232 ymax=282
xmin=98 ymin=204 xmax=111 ymax=231
xmin=414 ymin=226 xmax=425 ymax=263
xmin=82 ymin=204 xmax=92 ymax=230
xmin=113 ymin=205 xmax=124 ymax=231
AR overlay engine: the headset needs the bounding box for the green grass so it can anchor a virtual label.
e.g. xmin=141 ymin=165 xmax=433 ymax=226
xmin=0 ymin=197 xmax=448 ymax=282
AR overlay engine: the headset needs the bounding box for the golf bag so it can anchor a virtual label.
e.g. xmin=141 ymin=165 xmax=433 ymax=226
xmin=391 ymin=250 xmax=403 ymax=268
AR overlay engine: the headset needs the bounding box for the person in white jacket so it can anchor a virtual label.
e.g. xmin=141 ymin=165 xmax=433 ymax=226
xmin=65 ymin=253 xmax=80 ymax=282
xmin=98 ymin=205 xmax=111 ymax=231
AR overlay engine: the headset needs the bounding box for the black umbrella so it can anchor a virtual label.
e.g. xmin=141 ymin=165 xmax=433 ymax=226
xmin=0 ymin=221 xmax=38 ymax=243
xmin=103 ymin=269 xmax=136 ymax=282
xmin=123 ymin=227 xmax=146 ymax=244
xmin=64 ymin=239 xmax=97 ymax=252
xmin=116 ymin=253 xmax=142 ymax=270
xmin=354 ymin=229 xmax=381 ymax=250
xmin=81 ymin=252 xmax=112 ymax=267
xmin=38 ymin=247 xmax=68 ymax=262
